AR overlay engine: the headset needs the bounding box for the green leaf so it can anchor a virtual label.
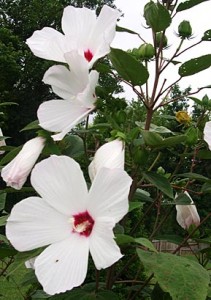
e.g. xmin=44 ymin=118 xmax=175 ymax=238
xmin=62 ymin=135 xmax=84 ymax=158
xmin=154 ymin=234 xmax=184 ymax=245
xmin=189 ymin=96 xmax=203 ymax=106
xmin=0 ymin=145 xmax=22 ymax=165
xmin=20 ymin=120 xmax=40 ymax=131
xmin=137 ymin=249 xmax=210 ymax=300
xmin=132 ymin=188 xmax=153 ymax=203
xmin=0 ymin=214 xmax=8 ymax=226
xmin=116 ymin=25 xmax=139 ymax=36
xmin=0 ymin=243 xmax=17 ymax=259
xmin=141 ymin=130 xmax=163 ymax=147
xmin=135 ymin=238 xmax=157 ymax=252
xmin=177 ymin=0 xmax=210 ymax=12
xmin=143 ymin=171 xmax=174 ymax=199
xmin=0 ymin=102 xmax=18 ymax=106
xmin=179 ymin=54 xmax=211 ymax=77
xmin=185 ymin=127 xmax=198 ymax=146
xmin=115 ymin=234 xmax=135 ymax=245
xmin=197 ymin=150 xmax=211 ymax=159
xmin=129 ymin=201 xmax=143 ymax=212
xmin=176 ymin=172 xmax=209 ymax=182
xmin=0 ymin=192 xmax=6 ymax=211
xmin=109 ymin=48 xmax=149 ymax=86
xmin=175 ymin=193 xmax=192 ymax=204
xmin=160 ymin=135 xmax=187 ymax=147
xmin=202 ymin=29 xmax=211 ymax=41
xmin=144 ymin=1 xmax=171 ymax=32
xmin=201 ymin=181 xmax=211 ymax=194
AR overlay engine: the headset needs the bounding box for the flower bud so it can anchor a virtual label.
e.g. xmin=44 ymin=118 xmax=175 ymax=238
xmin=176 ymin=191 xmax=200 ymax=230
xmin=138 ymin=43 xmax=155 ymax=60
xmin=88 ymin=139 xmax=124 ymax=182
xmin=155 ymin=32 xmax=168 ymax=48
xmin=178 ymin=20 xmax=192 ymax=39
xmin=1 ymin=137 xmax=45 ymax=190
xmin=175 ymin=111 xmax=191 ymax=125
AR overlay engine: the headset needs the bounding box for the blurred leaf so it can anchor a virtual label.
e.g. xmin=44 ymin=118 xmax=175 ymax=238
xmin=0 ymin=192 xmax=6 ymax=211
xmin=62 ymin=135 xmax=84 ymax=158
xmin=175 ymin=193 xmax=192 ymax=204
xmin=143 ymin=171 xmax=174 ymax=199
xmin=189 ymin=96 xmax=203 ymax=106
xmin=135 ymin=238 xmax=157 ymax=252
xmin=160 ymin=135 xmax=187 ymax=147
xmin=144 ymin=1 xmax=171 ymax=32
xmin=179 ymin=55 xmax=211 ymax=77
xmin=116 ymin=25 xmax=139 ymax=36
xmin=0 ymin=102 xmax=18 ymax=106
xmin=185 ymin=127 xmax=198 ymax=146
xmin=141 ymin=130 xmax=163 ymax=147
xmin=132 ymin=188 xmax=153 ymax=203
xmin=176 ymin=172 xmax=209 ymax=182
xmin=20 ymin=120 xmax=40 ymax=132
xmin=0 ymin=214 xmax=8 ymax=226
xmin=137 ymin=249 xmax=210 ymax=300
xmin=115 ymin=234 xmax=134 ymax=245
xmin=109 ymin=48 xmax=149 ymax=86
xmin=129 ymin=201 xmax=143 ymax=212
xmin=177 ymin=0 xmax=210 ymax=12
xmin=197 ymin=150 xmax=211 ymax=159
xmin=202 ymin=30 xmax=211 ymax=41
xmin=201 ymin=181 xmax=211 ymax=193
xmin=154 ymin=234 xmax=184 ymax=245
xmin=0 ymin=145 xmax=21 ymax=165
xmin=0 ymin=243 xmax=17 ymax=259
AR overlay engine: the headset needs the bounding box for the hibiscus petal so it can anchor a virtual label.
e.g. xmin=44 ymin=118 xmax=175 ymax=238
xmin=34 ymin=235 xmax=89 ymax=295
xmin=26 ymin=27 xmax=68 ymax=62
xmin=204 ymin=121 xmax=211 ymax=150
xmin=31 ymin=155 xmax=88 ymax=216
xmin=62 ymin=6 xmax=96 ymax=45
xmin=37 ymin=99 xmax=93 ymax=141
xmin=6 ymin=197 xmax=70 ymax=251
xmin=88 ymin=139 xmax=124 ymax=182
xmin=90 ymin=217 xmax=122 ymax=269
xmin=87 ymin=168 xmax=132 ymax=222
xmin=89 ymin=5 xmax=120 ymax=65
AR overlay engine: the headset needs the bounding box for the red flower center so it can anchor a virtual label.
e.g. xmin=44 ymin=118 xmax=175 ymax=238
xmin=84 ymin=49 xmax=93 ymax=62
xmin=72 ymin=211 xmax=94 ymax=237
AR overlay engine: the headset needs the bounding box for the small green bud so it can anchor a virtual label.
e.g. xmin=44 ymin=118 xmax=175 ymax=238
xmin=157 ymin=166 xmax=165 ymax=175
xmin=155 ymin=32 xmax=168 ymax=48
xmin=138 ymin=43 xmax=155 ymax=60
xmin=178 ymin=20 xmax=192 ymax=39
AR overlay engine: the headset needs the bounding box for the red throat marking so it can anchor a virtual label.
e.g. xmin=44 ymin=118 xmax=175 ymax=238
xmin=84 ymin=49 xmax=93 ymax=62
xmin=72 ymin=211 xmax=94 ymax=237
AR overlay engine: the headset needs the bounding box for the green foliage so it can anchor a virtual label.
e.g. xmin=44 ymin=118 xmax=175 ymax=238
xmin=137 ymin=249 xmax=210 ymax=300
xmin=179 ymin=55 xmax=211 ymax=77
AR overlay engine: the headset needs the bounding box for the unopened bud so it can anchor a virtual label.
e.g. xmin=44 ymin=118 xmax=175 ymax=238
xmin=178 ymin=20 xmax=192 ymax=39
xmin=155 ymin=32 xmax=168 ymax=48
xmin=138 ymin=43 xmax=155 ymax=60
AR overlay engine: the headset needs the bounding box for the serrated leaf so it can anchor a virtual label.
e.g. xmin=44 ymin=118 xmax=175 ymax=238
xmin=144 ymin=1 xmax=171 ymax=32
xmin=143 ymin=171 xmax=174 ymax=199
xmin=179 ymin=54 xmax=211 ymax=77
xmin=202 ymin=29 xmax=211 ymax=41
xmin=135 ymin=238 xmax=157 ymax=252
xmin=137 ymin=249 xmax=210 ymax=300
xmin=177 ymin=0 xmax=210 ymax=12
xmin=109 ymin=48 xmax=149 ymax=86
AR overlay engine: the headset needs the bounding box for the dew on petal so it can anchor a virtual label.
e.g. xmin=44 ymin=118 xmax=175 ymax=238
xmin=84 ymin=49 xmax=93 ymax=62
xmin=71 ymin=211 xmax=94 ymax=237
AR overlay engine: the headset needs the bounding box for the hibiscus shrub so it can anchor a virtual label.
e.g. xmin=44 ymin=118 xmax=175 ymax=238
xmin=0 ymin=1 xmax=211 ymax=300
